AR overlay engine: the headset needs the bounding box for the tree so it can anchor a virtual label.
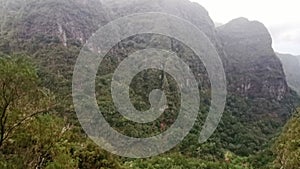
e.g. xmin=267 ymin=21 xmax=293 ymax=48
xmin=0 ymin=55 xmax=55 ymax=148
xmin=0 ymin=114 xmax=76 ymax=169
xmin=273 ymin=110 xmax=300 ymax=169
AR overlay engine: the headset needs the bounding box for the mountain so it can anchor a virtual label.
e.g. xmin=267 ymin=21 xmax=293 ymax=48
xmin=0 ymin=0 xmax=112 ymax=98
xmin=277 ymin=53 xmax=300 ymax=95
xmin=218 ymin=18 xmax=288 ymax=100
xmin=0 ymin=0 xmax=298 ymax=158
xmin=101 ymin=0 xmax=296 ymax=154
xmin=103 ymin=1 xmax=291 ymax=102
xmin=0 ymin=0 xmax=111 ymax=50
xmin=217 ymin=18 xmax=295 ymax=122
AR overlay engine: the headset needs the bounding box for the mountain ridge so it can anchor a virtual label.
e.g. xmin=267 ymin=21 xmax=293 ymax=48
xmin=277 ymin=52 xmax=300 ymax=95
xmin=0 ymin=0 xmax=298 ymax=157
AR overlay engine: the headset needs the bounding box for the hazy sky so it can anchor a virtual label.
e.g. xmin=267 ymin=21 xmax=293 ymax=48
xmin=191 ymin=0 xmax=300 ymax=55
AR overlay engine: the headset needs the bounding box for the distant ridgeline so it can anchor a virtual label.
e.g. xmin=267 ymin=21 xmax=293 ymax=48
xmin=277 ymin=53 xmax=300 ymax=96
xmin=0 ymin=0 xmax=299 ymax=157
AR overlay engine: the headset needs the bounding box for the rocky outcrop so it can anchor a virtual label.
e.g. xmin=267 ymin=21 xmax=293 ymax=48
xmin=217 ymin=18 xmax=289 ymax=101
xmin=17 ymin=0 xmax=110 ymax=46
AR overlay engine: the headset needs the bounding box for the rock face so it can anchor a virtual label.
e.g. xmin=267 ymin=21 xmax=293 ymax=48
xmin=217 ymin=18 xmax=289 ymax=101
xmin=16 ymin=0 xmax=110 ymax=46
xmin=277 ymin=53 xmax=300 ymax=95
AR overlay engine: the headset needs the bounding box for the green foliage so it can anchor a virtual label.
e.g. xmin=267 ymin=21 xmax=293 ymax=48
xmin=0 ymin=55 xmax=55 ymax=148
xmin=0 ymin=114 xmax=76 ymax=168
xmin=123 ymin=153 xmax=253 ymax=169
xmin=0 ymin=55 xmax=123 ymax=169
xmin=246 ymin=148 xmax=275 ymax=169
xmin=273 ymin=110 xmax=300 ymax=169
xmin=0 ymin=1 xmax=298 ymax=168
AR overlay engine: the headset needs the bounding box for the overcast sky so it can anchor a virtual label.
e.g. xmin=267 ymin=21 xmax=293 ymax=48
xmin=191 ymin=0 xmax=300 ymax=55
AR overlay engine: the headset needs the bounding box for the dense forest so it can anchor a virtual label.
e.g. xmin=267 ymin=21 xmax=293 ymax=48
xmin=0 ymin=0 xmax=299 ymax=168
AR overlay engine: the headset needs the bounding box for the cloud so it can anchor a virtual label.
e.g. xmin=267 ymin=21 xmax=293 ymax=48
xmin=269 ymin=23 xmax=300 ymax=40
xmin=268 ymin=23 xmax=300 ymax=55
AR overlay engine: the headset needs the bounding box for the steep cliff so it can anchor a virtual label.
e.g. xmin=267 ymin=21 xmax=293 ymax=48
xmin=19 ymin=0 xmax=109 ymax=46
xmin=218 ymin=18 xmax=288 ymax=101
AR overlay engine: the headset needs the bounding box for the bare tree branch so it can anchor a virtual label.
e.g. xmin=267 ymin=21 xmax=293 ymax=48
xmin=0 ymin=101 xmax=9 ymax=147
xmin=2 ymin=105 xmax=58 ymax=143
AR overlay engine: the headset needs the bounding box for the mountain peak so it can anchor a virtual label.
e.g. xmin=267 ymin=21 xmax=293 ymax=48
xmin=217 ymin=17 xmax=274 ymax=58
xmin=219 ymin=17 xmax=268 ymax=34
xmin=231 ymin=17 xmax=250 ymax=23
